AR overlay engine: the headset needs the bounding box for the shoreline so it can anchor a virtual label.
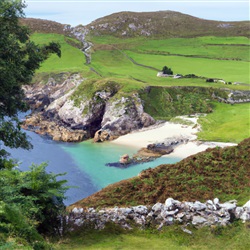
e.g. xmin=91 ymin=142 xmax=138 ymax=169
xmin=110 ymin=117 xmax=237 ymax=159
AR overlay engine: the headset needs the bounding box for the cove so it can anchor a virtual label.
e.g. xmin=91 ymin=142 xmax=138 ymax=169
xmin=7 ymin=130 xmax=181 ymax=205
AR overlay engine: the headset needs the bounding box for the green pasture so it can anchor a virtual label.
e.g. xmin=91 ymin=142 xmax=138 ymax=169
xmin=125 ymin=51 xmax=250 ymax=83
xmin=90 ymin=36 xmax=250 ymax=61
xmin=30 ymin=33 xmax=250 ymax=89
xmin=90 ymin=35 xmax=250 ymax=85
xmin=90 ymin=49 xmax=250 ymax=89
xmin=90 ymin=35 xmax=250 ymax=45
xmin=30 ymin=33 xmax=88 ymax=73
xmin=197 ymin=102 xmax=250 ymax=143
xmin=55 ymin=222 xmax=250 ymax=250
xmin=131 ymin=36 xmax=250 ymax=61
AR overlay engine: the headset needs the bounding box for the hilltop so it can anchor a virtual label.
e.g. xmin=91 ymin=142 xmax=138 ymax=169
xmin=70 ymin=137 xmax=250 ymax=209
xmin=21 ymin=11 xmax=250 ymax=38
xmin=20 ymin=17 xmax=69 ymax=35
xmin=85 ymin=10 xmax=250 ymax=38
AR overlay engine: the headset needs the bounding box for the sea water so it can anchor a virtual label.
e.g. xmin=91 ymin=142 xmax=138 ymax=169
xmin=6 ymin=130 xmax=181 ymax=205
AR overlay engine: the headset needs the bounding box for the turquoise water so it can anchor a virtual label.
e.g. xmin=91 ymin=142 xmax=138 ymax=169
xmin=61 ymin=140 xmax=181 ymax=189
xmin=7 ymin=130 xmax=181 ymax=205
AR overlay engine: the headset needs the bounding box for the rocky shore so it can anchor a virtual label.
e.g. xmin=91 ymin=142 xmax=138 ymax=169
xmin=68 ymin=198 xmax=250 ymax=232
xmin=22 ymin=73 xmax=155 ymax=142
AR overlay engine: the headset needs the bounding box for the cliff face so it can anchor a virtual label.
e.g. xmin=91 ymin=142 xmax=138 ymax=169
xmin=22 ymin=74 xmax=155 ymax=142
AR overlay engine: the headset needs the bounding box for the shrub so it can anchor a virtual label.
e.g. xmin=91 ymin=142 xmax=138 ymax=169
xmin=162 ymin=65 xmax=173 ymax=75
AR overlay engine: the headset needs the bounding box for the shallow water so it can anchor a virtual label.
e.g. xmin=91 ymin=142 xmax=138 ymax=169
xmin=7 ymin=130 xmax=181 ymax=205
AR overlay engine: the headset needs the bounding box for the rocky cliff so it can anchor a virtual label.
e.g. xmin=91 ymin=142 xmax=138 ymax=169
xmin=22 ymin=74 xmax=155 ymax=142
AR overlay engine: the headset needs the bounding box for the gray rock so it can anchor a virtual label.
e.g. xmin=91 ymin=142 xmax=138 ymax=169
xmin=243 ymin=200 xmax=250 ymax=210
xmin=220 ymin=202 xmax=236 ymax=211
xmin=234 ymin=207 xmax=244 ymax=219
xmin=72 ymin=207 xmax=83 ymax=214
xmin=240 ymin=212 xmax=250 ymax=222
xmin=152 ymin=202 xmax=164 ymax=213
xmin=192 ymin=216 xmax=207 ymax=225
xmin=181 ymin=227 xmax=192 ymax=234
xmin=206 ymin=200 xmax=217 ymax=210
xmin=213 ymin=198 xmax=219 ymax=205
xmin=165 ymin=198 xmax=175 ymax=210
xmin=165 ymin=216 xmax=174 ymax=224
xmin=191 ymin=201 xmax=207 ymax=211
xmin=74 ymin=218 xmax=84 ymax=227
xmin=133 ymin=205 xmax=148 ymax=214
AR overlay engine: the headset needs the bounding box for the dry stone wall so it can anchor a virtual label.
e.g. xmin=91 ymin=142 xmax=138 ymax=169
xmin=68 ymin=198 xmax=250 ymax=232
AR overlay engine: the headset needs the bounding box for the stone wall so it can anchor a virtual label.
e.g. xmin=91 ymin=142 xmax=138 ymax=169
xmin=67 ymin=198 xmax=250 ymax=233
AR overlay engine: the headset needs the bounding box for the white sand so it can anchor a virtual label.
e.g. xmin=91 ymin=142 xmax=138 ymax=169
xmin=111 ymin=118 xmax=236 ymax=159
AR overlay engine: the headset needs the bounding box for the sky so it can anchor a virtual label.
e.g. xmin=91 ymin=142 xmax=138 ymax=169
xmin=25 ymin=0 xmax=250 ymax=26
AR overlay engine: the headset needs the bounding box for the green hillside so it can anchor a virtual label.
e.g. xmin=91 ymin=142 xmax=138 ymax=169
xmin=30 ymin=33 xmax=87 ymax=74
xmin=89 ymin=35 xmax=250 ymax=85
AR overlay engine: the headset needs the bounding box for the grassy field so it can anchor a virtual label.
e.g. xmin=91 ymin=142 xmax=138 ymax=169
xmin=31 ymin=33 xmax=250 ymax=89
xmin=31 ymin=33 xmax=88 ymax=74
xmin=197 ymin=102 xmax=250 ymax=143
xmin=125 ymin=51 xmax=249 ymax=83
xmin=89 ymin=36 xmax=250 ymax=87
xmin=55 ymin=222 xmax=250 ymax=250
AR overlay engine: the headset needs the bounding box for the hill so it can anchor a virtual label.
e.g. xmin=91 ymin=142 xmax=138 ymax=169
xmin=20 ymin=17 xmax=69 ymax=35
xmin=70 ymin=137 xmax=250 ymax=209
xmin=85 ymin=10 xmax=250 ymax=38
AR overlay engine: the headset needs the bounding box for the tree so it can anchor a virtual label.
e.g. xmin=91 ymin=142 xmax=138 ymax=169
xmin=162 ymin=65 xmax=173 ymax=75
xmin=0 ymin=0 xmax=61 ymax=168
xmin=0 ymin=1 xmax=67 ymax=247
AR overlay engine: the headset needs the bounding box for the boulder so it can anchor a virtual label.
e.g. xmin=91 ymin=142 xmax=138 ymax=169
xmin=119 ymin=154 xmax=130 ymax=164
xmin=93 ymin=130 xmax=110 ymax=142
xmin=192 ymin=216 xmax=207 ymax=225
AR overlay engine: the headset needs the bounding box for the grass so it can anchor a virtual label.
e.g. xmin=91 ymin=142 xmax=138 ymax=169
xmin=30 ymin=33 xmax=250 ymax=90
xmin=170 ymin=117 xmax=195 ymax=126
xmin=30 ymin=33 xmax=88 ymax=74
xmin=131 ymin=36 xmax=250 ymax=61
xmin=54 ymin=222 xmax=250 ymax=250
xmin=197 ymin=102 xmax=250 ymax=143
xmin=125 ymin=51 xmax=250 ymax=83
xmin=89 ymin=35 xmax=250 ymax=87
xmin=90 ymin=49 xmax=250 ymax=89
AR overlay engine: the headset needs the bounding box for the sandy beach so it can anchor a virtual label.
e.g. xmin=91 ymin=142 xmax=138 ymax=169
xmin=111 ymin=117 xmax=236 ymax=159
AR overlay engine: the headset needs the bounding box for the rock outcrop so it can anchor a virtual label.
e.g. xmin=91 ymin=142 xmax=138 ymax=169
xmin=22 ymin=75 xmax=155 ymax=142
xmin=68 ymin=198 xmax=250 ymax=231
